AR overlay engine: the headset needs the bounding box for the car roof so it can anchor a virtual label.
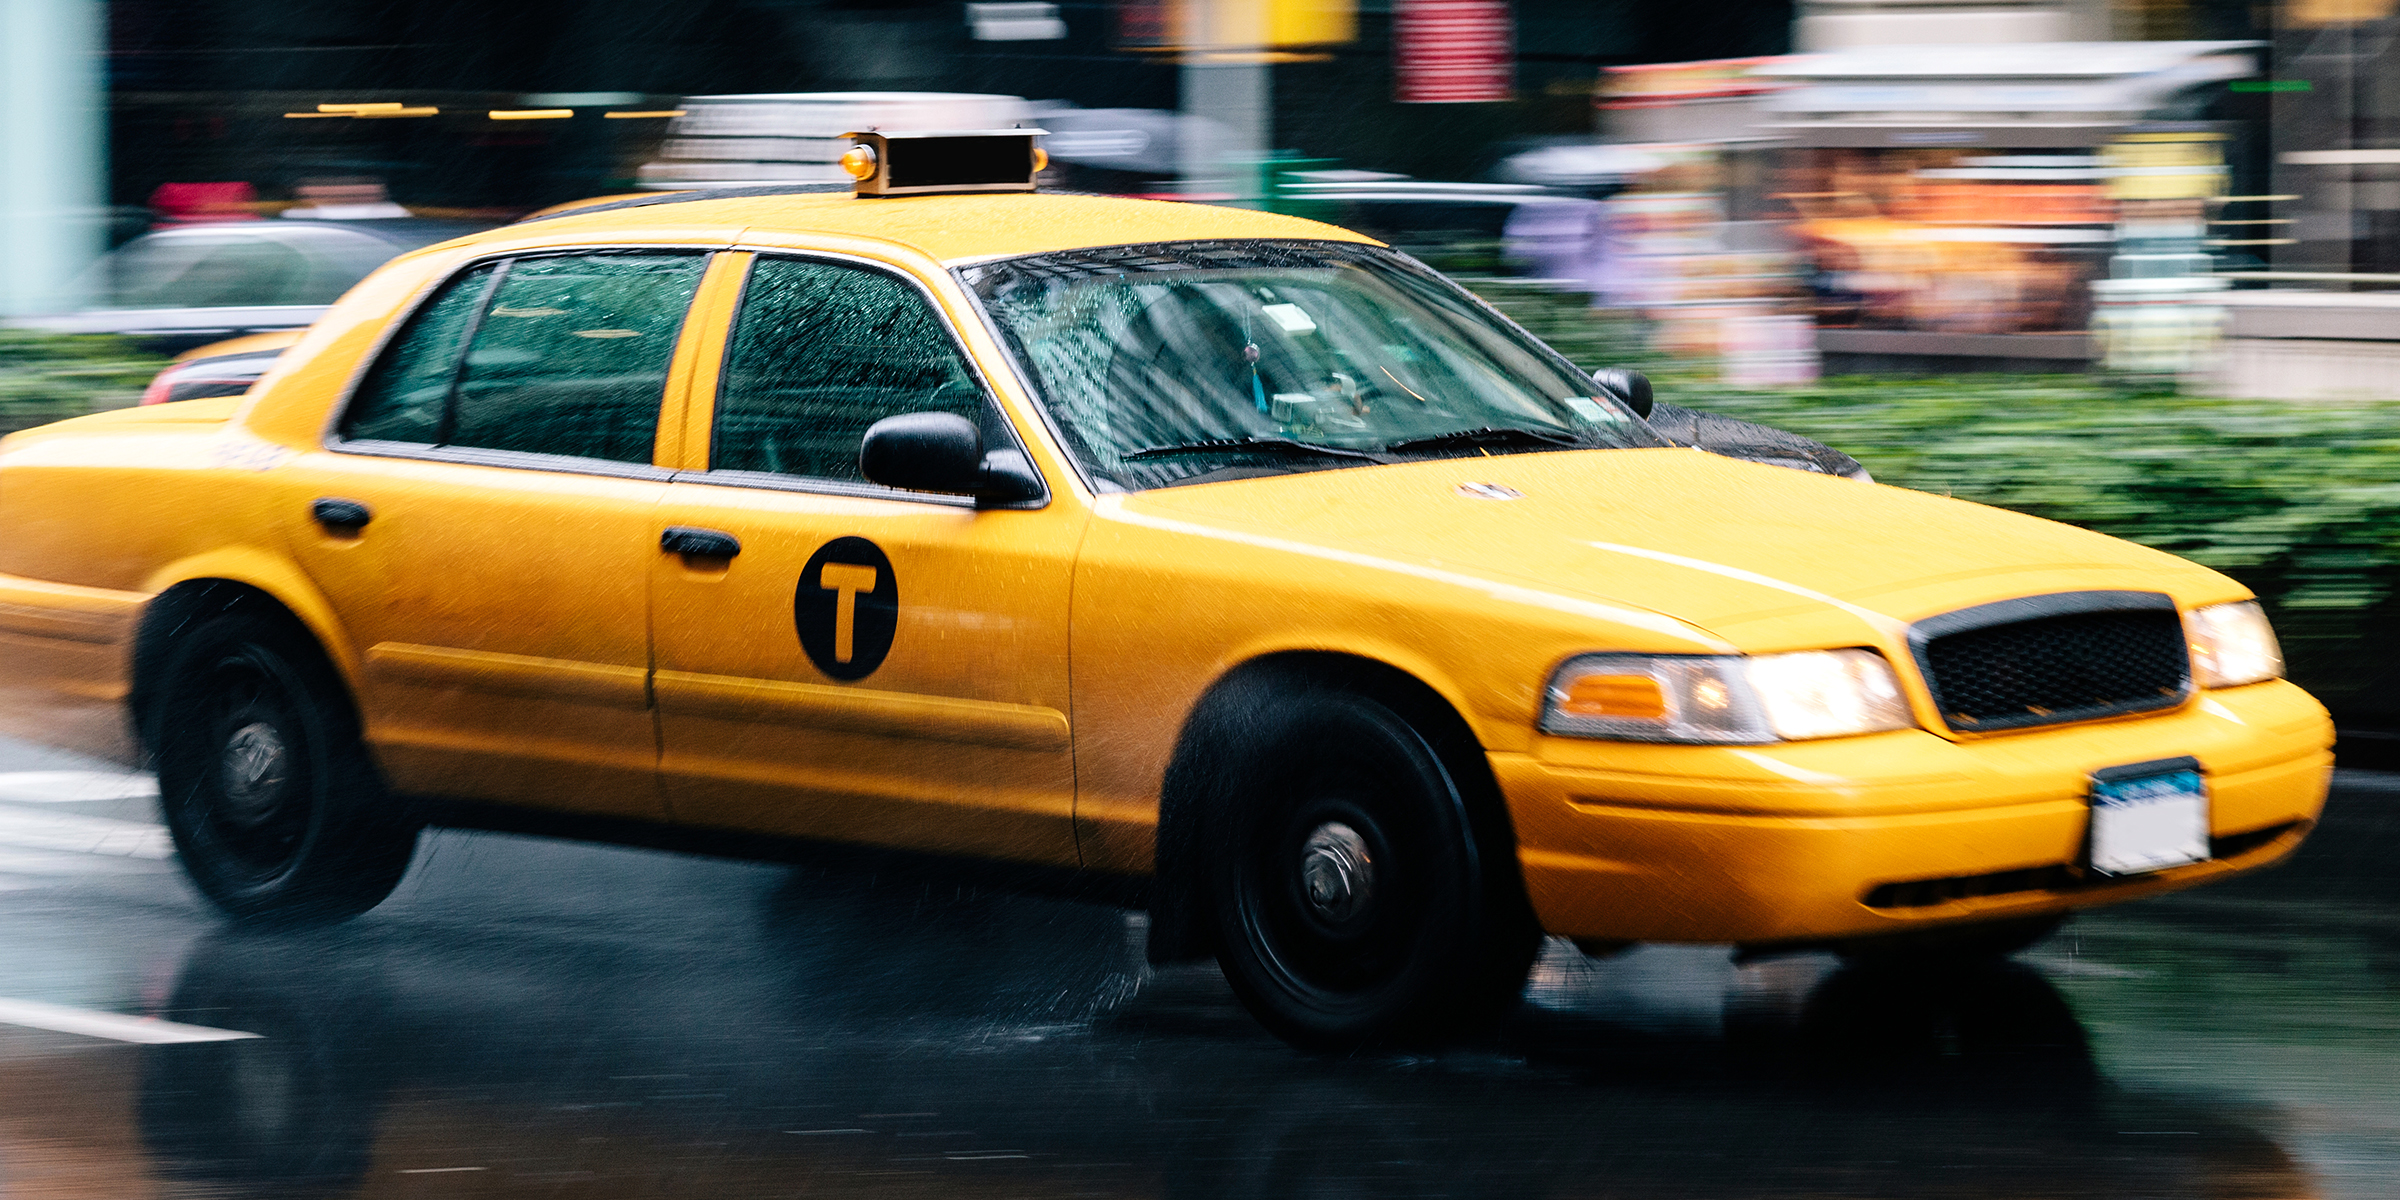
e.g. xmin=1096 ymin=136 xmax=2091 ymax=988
xmin=487 ymin=189 xmax=1382 ymax=265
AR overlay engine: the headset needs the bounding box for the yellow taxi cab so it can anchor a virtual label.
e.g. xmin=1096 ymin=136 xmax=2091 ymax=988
xmin=0 ymin=131 xmax=2331 ymax=1049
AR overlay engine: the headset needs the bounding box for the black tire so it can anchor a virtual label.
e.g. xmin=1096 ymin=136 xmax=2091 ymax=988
xmin=152 ymin=609 xmax=417 ymax=924
xmin=1208 ymin=689 xmax=1539 ymax=1051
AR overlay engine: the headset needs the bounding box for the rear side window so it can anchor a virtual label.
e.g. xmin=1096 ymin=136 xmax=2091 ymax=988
xmin=712 ymin=257 xmax=984 ymax=481
xmin=339 ymin=252 xmax=708 ymax=466
xmin=450 ymin=254 xmax=707 ymax=464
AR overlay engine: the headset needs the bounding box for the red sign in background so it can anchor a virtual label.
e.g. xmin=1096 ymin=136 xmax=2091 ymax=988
xmin=1394 ymin=0 xmax=1514 ymax=103
xmin=1117 ymin=0 xmax=1173 ymax=48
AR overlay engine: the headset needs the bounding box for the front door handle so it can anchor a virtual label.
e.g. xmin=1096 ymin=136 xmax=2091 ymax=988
xmin=311 ymin=497 xmax=372 ymax=531
xmin=660 ymin=526 xmax=741 ymax=558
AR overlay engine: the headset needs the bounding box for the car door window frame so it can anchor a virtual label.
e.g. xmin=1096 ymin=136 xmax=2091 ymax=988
xmin=326 ymin=246 xmax=721 ymax=483
xmin=677 ymin=247 xmax=1047 ymax=510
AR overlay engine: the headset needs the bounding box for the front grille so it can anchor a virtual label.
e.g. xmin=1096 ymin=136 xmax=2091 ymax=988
xmin=1913 ymin=594 xmax=2191 ymax=733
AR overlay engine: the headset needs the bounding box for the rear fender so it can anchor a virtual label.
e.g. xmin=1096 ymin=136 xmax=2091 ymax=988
xmin=139 ymin=546 xmax=361 ymax=687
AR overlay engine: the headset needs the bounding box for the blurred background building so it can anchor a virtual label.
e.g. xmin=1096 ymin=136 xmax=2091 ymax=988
xmin=82 ymin=0 xmax=1791 ymax=213
xmin=6 ymin=0 xmax=2400 ymax=392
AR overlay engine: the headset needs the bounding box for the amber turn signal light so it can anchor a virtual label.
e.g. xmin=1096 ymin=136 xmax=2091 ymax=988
xmin=1560 ymin=674 xmax=1667 ymax=720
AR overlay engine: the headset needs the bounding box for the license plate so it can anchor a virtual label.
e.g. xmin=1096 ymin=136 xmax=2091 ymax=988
xmin=2088 ymin=757 xmax=2210 ymax=877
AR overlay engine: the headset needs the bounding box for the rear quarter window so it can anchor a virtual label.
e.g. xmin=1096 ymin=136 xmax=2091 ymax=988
xmin=448 ymin=254 xmax=707 ymax=464
xmin=337 ymin=251 xmax=708 ymax=467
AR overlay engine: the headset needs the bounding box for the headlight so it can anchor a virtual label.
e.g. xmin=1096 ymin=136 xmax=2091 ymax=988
xmin=2188 ymin=600 xmax=2283 ymax=689
xmin=1541 ymin=649 xmax=1915 ymax=744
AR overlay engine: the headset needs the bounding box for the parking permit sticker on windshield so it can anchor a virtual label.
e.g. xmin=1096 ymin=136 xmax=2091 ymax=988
xmin=1260 ymin=303 xmax=1317 ymax=334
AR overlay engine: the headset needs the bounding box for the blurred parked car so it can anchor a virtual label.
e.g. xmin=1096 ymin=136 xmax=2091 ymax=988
xmin=16 ymin=218 xmax=492 ymax=354
xmin=138 ymin=331 xmax=305 ymax=406
xmin=127 ymin=199 xmax=653 ymax=404
xmin=1277 ymin=173 xmax=1613 ymax=291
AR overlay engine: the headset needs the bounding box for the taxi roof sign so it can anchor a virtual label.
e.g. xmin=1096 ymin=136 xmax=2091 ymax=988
xmin=841 ymin=129 xmax=1048 ymax=197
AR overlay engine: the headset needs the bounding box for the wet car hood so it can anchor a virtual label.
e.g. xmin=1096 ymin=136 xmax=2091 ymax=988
xmin=1111 ymin=447 xmax=2237 ymax=641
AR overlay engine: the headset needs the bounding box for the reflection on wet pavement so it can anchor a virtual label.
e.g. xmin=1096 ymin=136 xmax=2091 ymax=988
xmin=4 ymin=767 xmax=2399 ymax=1197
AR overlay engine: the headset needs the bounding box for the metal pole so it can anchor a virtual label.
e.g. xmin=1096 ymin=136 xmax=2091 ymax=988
xmin=0 ymin=0 xmax=107 ymax=316
xmin=1180 ymin=0 xmax=1269 ymax=202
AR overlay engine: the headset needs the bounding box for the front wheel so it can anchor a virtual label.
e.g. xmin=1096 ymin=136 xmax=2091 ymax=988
xmin=1209 ymin=691 xmax=1537 ymax=1051
xmin=152 ymin=610 xmax=417 ymax=924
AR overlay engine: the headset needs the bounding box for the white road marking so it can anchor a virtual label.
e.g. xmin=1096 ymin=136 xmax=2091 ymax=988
xmin=0 ymin=770 xmax=159 ymax=804
xmin=0 ymin=997 xmax=258 ymax=1044
xmin=0 ymin=772 xmax=172 ymax=894
xmin=0 ymin=846 xmax=171 ymax=876
xmin=0 ymin=808 xmax=173 ymax=859
xmin=399 ymin=1167 xmax=489 ymax=1174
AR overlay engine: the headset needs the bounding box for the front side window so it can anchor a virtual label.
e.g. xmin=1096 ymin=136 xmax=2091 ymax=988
xmin=963 ymin=241 xmax=1661 ymax=491
xmin=339 ymin=251 xmax=708 ymax=466
xmin=711 ymin=256 xmax=986 ymax=481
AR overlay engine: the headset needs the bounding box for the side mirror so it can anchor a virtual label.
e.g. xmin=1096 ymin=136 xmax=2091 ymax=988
xmin=859 ymin=411 xmax=1044 ymax=505
xmin=1590 ymin=367 xmax=1653 ymax=419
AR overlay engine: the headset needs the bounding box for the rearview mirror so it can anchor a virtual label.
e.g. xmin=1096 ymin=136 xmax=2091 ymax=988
xmin=859 ymin=411 xmax=1044 ymax=505
xmin=1591 ymin=367 xmax=1653 ymax=419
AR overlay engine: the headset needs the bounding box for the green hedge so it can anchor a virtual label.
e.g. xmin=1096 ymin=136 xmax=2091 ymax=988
xmin=1471 ymin=281 xmax=2400 ymax=728
xmin=1683 ymin=381 xmax=2400 ymax=609
xmin=0 ymin=332 xmax=167 ymax=435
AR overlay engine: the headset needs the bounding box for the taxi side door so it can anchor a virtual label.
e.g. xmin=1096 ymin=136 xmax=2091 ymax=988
xmin=280 ymin=248 xmax=732 ymax=817
xmin=648 ymin=251 xmax=1084 ymax=867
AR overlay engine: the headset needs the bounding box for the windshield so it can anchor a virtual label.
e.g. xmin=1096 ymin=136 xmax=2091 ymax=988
xmin=962 ymin=241 xmax=1661 ymax=491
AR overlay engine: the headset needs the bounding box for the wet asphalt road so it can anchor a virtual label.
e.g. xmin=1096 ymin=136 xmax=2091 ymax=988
xmin=0 ymin=734 xmax=2394 ymax=1200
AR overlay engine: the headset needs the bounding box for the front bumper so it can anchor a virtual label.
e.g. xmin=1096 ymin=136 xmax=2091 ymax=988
xmin=1493 ymin=679 xmax=2333 ymax=945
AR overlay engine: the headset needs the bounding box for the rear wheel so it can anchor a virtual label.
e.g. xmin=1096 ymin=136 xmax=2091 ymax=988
xmin=153 ymin=611 xmax=416 ymax=924
xmin=1209 ymin=690 xmax=1538 ymax=1051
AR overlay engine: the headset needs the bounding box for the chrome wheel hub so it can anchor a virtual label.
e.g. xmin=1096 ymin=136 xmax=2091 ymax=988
xmin=218 ymin=720 xmax=290 ymax=825
xmin=1300 ymin=821 xmax=1374 ymax=924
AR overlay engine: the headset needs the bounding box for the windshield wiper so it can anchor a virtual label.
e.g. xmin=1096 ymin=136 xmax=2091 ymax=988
xmin=1122 ymin=437 xmax=1388 ymax=463
xmin=1382 ymin=426 xmax=1583 ymax=454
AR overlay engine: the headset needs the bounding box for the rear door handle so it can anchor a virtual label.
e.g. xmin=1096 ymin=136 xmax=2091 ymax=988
xmin=660 ymin=526 xmax=741 ymax=558
xmin=311 ymin=497 xmax=372 ymax=530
